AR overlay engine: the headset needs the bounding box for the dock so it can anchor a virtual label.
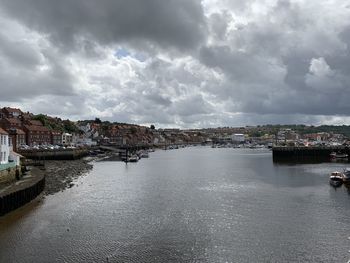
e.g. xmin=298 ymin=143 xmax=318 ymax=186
xmin=272 ymin=146 xmax=350 ymax=162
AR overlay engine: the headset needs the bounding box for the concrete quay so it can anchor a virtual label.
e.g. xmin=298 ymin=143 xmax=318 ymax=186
xmin=272 ymin=146 xmax=350 ymax=161
xmin=0 ymin=168 xmax=45 ymax=216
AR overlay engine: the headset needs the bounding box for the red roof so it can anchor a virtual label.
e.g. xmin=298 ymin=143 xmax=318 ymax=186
xmin=15 ymin=128 xmax=25 ymax=135
xmin=6 ymin=128 xmax=26 ymax=135
xmin=4 ymin=118 xmax=22 ymax=125
xmin=3 ymin=107 xmax=22 ymax=114
xmin=0 ymin=127 xmax=8 ymax=135
xmin=27 ymin=120 xmax=43 ymax=126
xmin=23 ymin=125 xmax=50 ymax=132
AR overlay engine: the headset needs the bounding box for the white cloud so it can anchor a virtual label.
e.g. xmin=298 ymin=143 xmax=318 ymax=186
xmin=0 ymin=0 xmax=350 ymax=127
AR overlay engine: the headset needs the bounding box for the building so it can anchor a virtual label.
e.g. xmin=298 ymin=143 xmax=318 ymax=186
xmin=232 ymin=134 xmax=246 ymax=142
xmin=23 ymin=125 xmax=51 ymax=146
xmin=0 ymin=117 xmax=23 ymax=130
xmin=7 ymin=128 xmax=26 ymax=151
xmin=1 ymin=107 xmax=23 ymax=118
xmin=24 ymin=119 xmax=43 ymax=126
xmin=62 ymin=133 xmax=73 ymax=146
xmin=73 ymin=135 xmax=97 ymax=146
xmin=0 ymin=128 xmax=9 ymax=165
xmin=51 ymin=131 xmax=62 ymax=145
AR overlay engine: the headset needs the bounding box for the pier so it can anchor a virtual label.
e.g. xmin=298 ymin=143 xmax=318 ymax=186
xmin=272 ymin=146 xmax=350 ymax=162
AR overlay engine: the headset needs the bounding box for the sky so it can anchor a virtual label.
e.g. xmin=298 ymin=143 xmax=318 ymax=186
xmin=0 ymin=0 xmax=350 ymax=128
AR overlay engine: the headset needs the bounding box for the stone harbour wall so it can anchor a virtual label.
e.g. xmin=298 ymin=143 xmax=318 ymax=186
xmin=0 ymin=168 xmax=45 ymax=217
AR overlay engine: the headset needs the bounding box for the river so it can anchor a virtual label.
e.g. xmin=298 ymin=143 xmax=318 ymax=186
xmin=0 ymin=147 xmax=349 ymax=262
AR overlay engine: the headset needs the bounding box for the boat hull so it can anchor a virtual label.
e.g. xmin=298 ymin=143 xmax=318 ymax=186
xmin=329 ymin=179 xmax=343 ymax=187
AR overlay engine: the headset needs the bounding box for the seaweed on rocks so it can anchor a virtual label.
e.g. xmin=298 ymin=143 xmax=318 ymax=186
xmin=43 ymin=158 xmax=93 ymax=195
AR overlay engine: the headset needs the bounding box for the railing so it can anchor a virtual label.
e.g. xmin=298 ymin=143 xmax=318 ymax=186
xmin=0 ymin=162 xmax=16 ymax=172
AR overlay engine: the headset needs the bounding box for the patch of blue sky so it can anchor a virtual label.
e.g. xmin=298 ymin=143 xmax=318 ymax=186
xmin=114 ymin=48 xmax=130 ymax=59
xmin=133 ymin=53 xmax=147 ymax=62
xmin=114 ymin=47 xmax=147 ymax=62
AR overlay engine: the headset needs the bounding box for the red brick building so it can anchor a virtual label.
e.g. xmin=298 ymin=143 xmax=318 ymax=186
xmin=0 ymin=118 xmax=23 ymax=130
xmin=23 ymin=125 xmax=51 ymax=146
xmin=51 ymin=131 xmax=62 ymax=145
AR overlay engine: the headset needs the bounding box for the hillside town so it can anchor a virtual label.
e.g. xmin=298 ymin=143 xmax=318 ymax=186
xmin=0 ymin=107 xmax=350 ymax=160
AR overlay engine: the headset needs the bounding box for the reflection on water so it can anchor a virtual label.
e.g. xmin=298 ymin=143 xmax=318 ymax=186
xmin=0 ymin=147 xmax=349 ymax=263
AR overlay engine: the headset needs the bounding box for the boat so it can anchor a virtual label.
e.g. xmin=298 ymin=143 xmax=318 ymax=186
xmin=330 ymin=152 xmax=348 ymax=159
xmin=329 ymin=171 xmax=343 ymax=187
xmin=342 ymin=168 xmax=350 ymax=184
xmin=140 ymin=152 xmax=149 ymax=158
xmin=128 ymin=155 xmax=139 ymax=162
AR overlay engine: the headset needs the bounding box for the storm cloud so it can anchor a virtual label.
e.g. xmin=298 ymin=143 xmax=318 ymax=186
xmin=0 ymin=0 xmax=350 ymax=127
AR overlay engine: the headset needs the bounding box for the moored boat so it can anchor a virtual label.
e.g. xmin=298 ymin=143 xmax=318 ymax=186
xmin=140 ymin=152 xmax=149 ymax=158
xmin=128 ymin=155 xmax=139 ymax=162
xmin=342 ymin=168 xmax=350 ymax=184
xmin=329 ymin=171 xmax=343 ymax=187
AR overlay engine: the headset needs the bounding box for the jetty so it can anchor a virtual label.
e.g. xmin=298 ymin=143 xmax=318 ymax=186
xmin=272 ymin=146 xmax=350 ymax=161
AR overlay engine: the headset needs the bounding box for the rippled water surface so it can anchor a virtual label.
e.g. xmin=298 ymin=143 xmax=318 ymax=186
xmin=1 ymin=147 xmax=350 ymax=262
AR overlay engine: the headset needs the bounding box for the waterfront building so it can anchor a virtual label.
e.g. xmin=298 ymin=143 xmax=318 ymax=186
xmin=23 ymin=125 xmax=51 ymax=146
xmin=0 ymin=128 xmax=9 ymax=165
xmin=232 ymin=133 xmax=246 ymax=142
xmin=51 ymin=131 xmax=63 ymax=145
xmin=73 ymin=135 xmax=97 ymax=146
xmin=7 ymin=128 xmax=26 ymax=151
xmin=62 ymin=133 xmax=73 ymax=146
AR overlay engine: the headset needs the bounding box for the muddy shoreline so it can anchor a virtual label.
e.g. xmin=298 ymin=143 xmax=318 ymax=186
xmin=43 ymin=158 xmax=94 ymax=195
xmin=43 ymin=153 xmax=122 ymax=195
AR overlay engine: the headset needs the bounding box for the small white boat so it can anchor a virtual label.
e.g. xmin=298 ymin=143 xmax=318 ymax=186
xmin=140 ymin=151 xmax=149 ymax=158
xmin=329 ymin=171 xmax=343 ymax=187
xmin=128 ymin=155 xmax=139 ymax=162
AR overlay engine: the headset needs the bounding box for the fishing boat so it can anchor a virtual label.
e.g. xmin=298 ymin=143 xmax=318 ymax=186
xmin=329 ymin=171 xmax=343 ymax=187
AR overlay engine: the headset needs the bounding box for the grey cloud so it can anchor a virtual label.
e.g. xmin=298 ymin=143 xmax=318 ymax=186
xmin=0 ymin=33 xmax=42 ymax=67
xmin=1 ymin=0 xmax=350 ymax=128
xmin=209 ymin=12 xmax=232 ymax=40
xmin=197 ymin=1 xmax=350 ymax=120
xmin=0 ymin=30 xmax=77 ymax=101
xmin=0 ymin=0 xmax=206 ymax=52
xmin=170 ymin=95 xmax=213 ymax=117
xmin=22 ymin=95 xmax=88 ymax=120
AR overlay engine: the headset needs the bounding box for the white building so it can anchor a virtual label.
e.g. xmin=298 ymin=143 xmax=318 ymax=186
xmin=62 ymin=133 xmax=73 ymax=146
xmin=73 ymin=134 xmax=97 ymax=146
xmin=232 ymin=133 xmax=246 ymax=142
xmin=0 ymin=128 xmax=10 ymax=165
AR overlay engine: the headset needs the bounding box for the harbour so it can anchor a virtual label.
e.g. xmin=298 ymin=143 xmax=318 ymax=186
xmin=0 ymin=147 xmax=349 ymax=262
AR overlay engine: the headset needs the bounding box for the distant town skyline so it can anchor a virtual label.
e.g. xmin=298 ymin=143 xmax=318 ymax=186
xmin=0 ymin=0 xmax=350 ymax=128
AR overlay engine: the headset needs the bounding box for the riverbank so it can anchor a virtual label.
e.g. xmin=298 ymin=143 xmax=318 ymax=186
xmin=44 ymin=158 xmax=94 ymax=195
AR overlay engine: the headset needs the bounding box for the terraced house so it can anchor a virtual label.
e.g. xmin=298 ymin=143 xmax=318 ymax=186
xmin=0 ymin=128 xmax=9 ymax=165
